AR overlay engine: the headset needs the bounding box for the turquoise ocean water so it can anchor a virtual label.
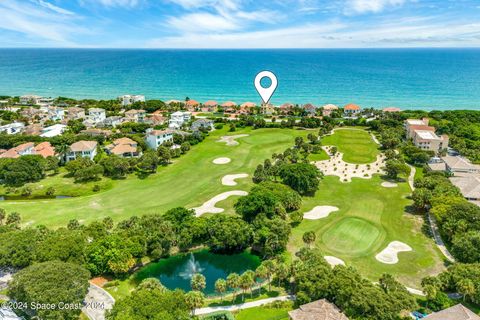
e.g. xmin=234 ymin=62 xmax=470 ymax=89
xmin=0 ymin=48 xmax=479 ymax=110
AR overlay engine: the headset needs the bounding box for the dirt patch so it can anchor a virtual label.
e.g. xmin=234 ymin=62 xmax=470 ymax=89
xmin=217 ymin=134 xmax=249 ymax=146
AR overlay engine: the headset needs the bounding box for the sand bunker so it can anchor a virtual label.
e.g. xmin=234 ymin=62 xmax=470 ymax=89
xmin=213 ymin=157 xmax=231 ymax=164
xmin=324 ymin=256 xmax=346 ymax=267
xmin=193 ymin=191 xmax=248 ymax=216
xmin=313 ymin=146 xmax=386 ymax=183
xmin=222 ymin=173 xmax=248 ymax=186
xmin=217 ymin=134 xmax=249 ymax=146
xmin=303 ymin=206 xmax=339 ymax=220
xmin=381 ymin=182 xmax=398 ymax=188
xmin=375 ymin=241 xmax=412 ymax=264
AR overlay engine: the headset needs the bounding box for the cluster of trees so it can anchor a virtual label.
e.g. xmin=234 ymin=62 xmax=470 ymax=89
xmin=0 ymin=155 xmax=58 ymax=186
xmin=422 ymin=263 xmax=480 ymax=311
xmin=8 ymin=261 xmax=90 ymax=320
xmin=293 ymin=248 xmax=416 ymax=320
xmin=412 ymin=173 xmax=480 ymax=263
xmin=253 ymin=136 xmax=323 ymax=195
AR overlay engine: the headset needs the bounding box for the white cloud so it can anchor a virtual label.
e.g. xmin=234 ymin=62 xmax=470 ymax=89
xmin=345 ymin=0 xmax=407 ymax=14
xmin=79 ymin=0 xmax=142 ymax=8
xmin=0 ymin=0 xmax=84 ymax=45
xmin=37 ymin=0 xmax=74 ymax=15
xmin=146 ymin=17 xmax=480 ymax=48
xmin=166 ymin=12 xmax=240 ymax=32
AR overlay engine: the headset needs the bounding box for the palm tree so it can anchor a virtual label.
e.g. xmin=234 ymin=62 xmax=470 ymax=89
xmin=185 ymin=291 xmax=204 ymax=316
xmin=243 ymin=270 xmax=256 ymax=298
xmin=54 ymin=143 xmax=69 ymax=164
xmin=261 ymin=260 xmax=277 ymax=292
xmin=255 ymin=265 xmax=268 ymax=296
xmin=214 ymin=278 xmax=227 ymax=301
xmin=302 ymin=231 xmax=316 ymax=248
xmin=190 ymin=273 xmax=206 ymax=292
xmin=275 ymin=262 xmax=290 ymax=287
xmin=239 ymin=272 xmax=254 ymax=302
xmin=226 ymin=273 xmax=240 ymax=302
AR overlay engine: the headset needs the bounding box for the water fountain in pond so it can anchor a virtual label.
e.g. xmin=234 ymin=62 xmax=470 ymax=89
xmin=179 ymin=253 xmax=204 ymax=279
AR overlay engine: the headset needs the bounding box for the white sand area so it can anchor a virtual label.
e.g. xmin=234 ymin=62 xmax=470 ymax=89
xmin=324 ymin=256 xmax=346 ymax=267
xmin=381 ymin=182 xmax=398 ymax=188
xmin=193 ymin=191 xmax=248 ymax=216
xmin=303 ymin=206 xmax=339 ymax=220
xmin=375 ymin=241 xmax=412 ymax=264
xmin=313 ymin=146 xmax=386 ymax=183
xmin=213 ymin=157 xmax=231 ymax=164
xmin=217 ymin=134 xmax=249 ymax=146
xmin=222 ymin=173 xmax=248 ymax=186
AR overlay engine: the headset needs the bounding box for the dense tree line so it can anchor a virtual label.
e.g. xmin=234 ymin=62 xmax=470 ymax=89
xmin=411 ymin=172 xmax=480 ymax=264
xmin=293 ymin=248 xmax=416 ymax=320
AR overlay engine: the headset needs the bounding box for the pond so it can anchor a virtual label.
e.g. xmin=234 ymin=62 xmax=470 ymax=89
xmin=132 ymin=250 xmax=261 ymax=295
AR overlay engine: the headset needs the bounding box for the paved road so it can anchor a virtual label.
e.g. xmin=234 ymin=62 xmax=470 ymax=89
xmin=407 ymin=165 xmax=455 ymax=263
xmin=195 ymin=295 xmax=295 ymax=315
xmin=82 ymin=284 xmax=115 ymax=320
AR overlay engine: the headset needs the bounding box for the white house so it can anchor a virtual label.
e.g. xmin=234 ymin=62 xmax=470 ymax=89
xmin=124 ymin=109 xmax=147 ymax=123
xmin=0 ymin=122 xmax=25 ymax=135
xmin=40 ymin=124 xmax=67 ymax=137
xmin=88 ymin=108 xmax=106 ymax=124
xmin=66 ymin=140 xmax=98 ymax=162
xmin=168 ymin=111 xmax=191 ymax=129
xmin=102 ymin=116 xmax=123 ymax=127
xmin=146 ymin=129 xmax=173 ymax=149
xmin=20 ymin=95 xmax=42 ymax=105
xmin=118 ymin=95 xmax=145 ymax=106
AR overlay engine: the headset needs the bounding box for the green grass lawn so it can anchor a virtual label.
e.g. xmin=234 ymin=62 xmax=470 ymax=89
xmin=234 ymin=303 xmax=293 ymax=320
xmin=1 ymin=127 xmax=307 ymax=228
xmin=322 ymin=127 xmax=379 ymax=163
xmin=0 ymin=167 xmax=114 ymax=198
xmin=289 ymin=174 xmax=445 ymax=288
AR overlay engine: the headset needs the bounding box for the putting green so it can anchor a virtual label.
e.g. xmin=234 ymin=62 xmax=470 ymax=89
xmin=322 ymin=217 xmax=381 ymax=255
xmin=322 ymin=128 xmax=379 ymax=163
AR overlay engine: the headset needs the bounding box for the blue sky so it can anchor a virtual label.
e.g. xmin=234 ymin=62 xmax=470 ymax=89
xmin=0 ymin=0 xmax=479 ymax=48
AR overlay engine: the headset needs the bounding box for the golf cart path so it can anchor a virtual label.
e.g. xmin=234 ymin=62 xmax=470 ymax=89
xmin=195 ymin=295 xmax=295 ymax=315
xmin=407 ymin=165 xmax=455 ymax=263
xmin=83 ymin=283 xmax=115 ymax=320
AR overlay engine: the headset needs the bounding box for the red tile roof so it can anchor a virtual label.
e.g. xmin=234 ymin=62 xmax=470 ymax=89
xmin=222 ymin=101 xmax=237 ymax=107
xmin=203 ymin=100 xmax=218 ymax=107
xmin=34 ymin=142 xmax=55 ymax=158
xmin=344 ymin=103 xmax=360 ymax=110
xmin=185 ymin=100 xmax=199 ymax=107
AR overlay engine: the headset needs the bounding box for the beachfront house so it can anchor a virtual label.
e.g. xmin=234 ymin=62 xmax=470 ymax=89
xmin=191 ymin=119 xmax=214 ymax=131
xmin=105 ymin=137 xmax=140 ymax=158
xmin=303 ymin=103 xmax=316 ymax=116
xmin=168 ymin=111 xmax=191 ymax=129
xmin=322 ymin=104 xmax=339 ymax=117
xmin=40 ymin=124 xmax=67 ymax=137
xmin=405 ymin=118 xmax=449 ymax=153
xmin=344 ymin=103 xmax=361 ymax=117
xmin=66 ymin=141 xmax=98 ymax=162
xmin=203 ymin=100 xmax=218 ymax=112
xmin=423 ymin=304 xmax=480 ymax=319
xmin=124 ymin=109 xmax=147 ymax=123
xmin=412 ymin=130 xmax=449 ymax=153
xmin=185 ymin=99 xmax=200 ymax=111
xmin=261 ymin=103 xmax=276 ymax=115
xmin=118 ymin=94 xmax=145 ymax=106
xmin=88 ymin=108 xmax=106 ymax=124
xmin=288 ymin=299 xmax=349 ymax=320
xmin=146 ymin=129 xmax=173 ymax=149
xmin=20 ymin=95 xmax=46 ymax=105
xmin=0 ymin=122 xmax=25 ymax=135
